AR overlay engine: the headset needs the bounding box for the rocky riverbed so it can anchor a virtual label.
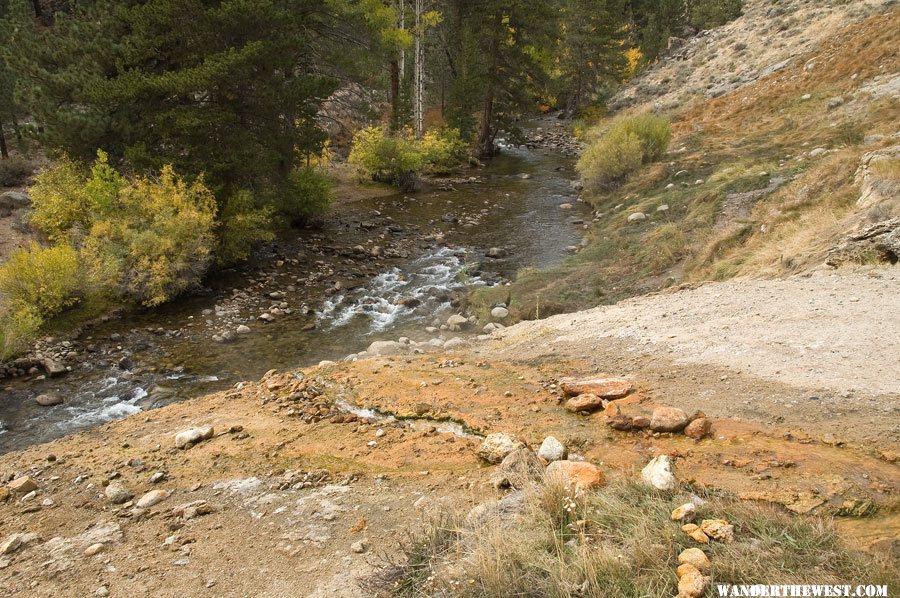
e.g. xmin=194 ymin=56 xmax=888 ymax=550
xmin=0 ymin=119 xmax=592 ymax=452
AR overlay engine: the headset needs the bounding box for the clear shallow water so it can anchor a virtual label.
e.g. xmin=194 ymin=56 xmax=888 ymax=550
xmin=0 ymin=122 xmax=589 ymax=452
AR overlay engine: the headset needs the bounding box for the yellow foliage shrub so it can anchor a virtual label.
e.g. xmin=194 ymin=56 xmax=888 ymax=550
xmin=82 ymin=166 xmax=218 ymax=307
xmin=0 ymin=242 xmax=83 ymax=316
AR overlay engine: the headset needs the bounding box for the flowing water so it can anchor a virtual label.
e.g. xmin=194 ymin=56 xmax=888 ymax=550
xmin=0 ymin=124 xmax=589 ymax=453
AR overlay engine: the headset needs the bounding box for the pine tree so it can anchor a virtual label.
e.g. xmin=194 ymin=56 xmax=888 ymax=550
xmin=556 ymin=0 xmax=628 ymax=116
xmin=9 ymin=0 xmax=398 ymax=197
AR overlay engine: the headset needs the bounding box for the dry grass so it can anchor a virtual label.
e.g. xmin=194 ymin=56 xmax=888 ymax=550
xmin=469 ymin=9 xmax=900 ymax=325
xmin=373 ymin=482 xmax=898 ymax=597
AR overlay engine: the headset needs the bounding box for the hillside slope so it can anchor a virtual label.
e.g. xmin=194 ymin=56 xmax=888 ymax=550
xmin=471 ymin=1 xmax=899 ymax=322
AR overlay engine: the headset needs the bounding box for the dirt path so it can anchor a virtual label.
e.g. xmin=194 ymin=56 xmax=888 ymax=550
xmin=482 ymin=267 xmax=899 ymax=446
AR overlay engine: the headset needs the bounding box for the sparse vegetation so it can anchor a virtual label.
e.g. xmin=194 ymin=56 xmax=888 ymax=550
xmin=379 ymin=481 xmax=893 ymax=596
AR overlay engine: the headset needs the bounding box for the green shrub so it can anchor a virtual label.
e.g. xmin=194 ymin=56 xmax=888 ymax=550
xmin=627 ymin=114 xmax=673 ymax=162
xmin=0 ymin=157 xmax=33 ymax=187
xmin=348 ymin=125 xmax=425 ymax=190
xmin=217 ymin=190 xmax=275 ymax=264
xmin=0 ymin=242 xmax=83 ymax=316
xmin=348 ymin=125 xmax=468 ymax=190
xmin=418 ymin=128 xmax=468 ymax=174
xmin=691 ymin=0 xmax=742 ymax=29
xmin=577 ymin=114 xmax=671 ymax=193
xmin=283 ymin=166 xmax=333 ymax=224
xmin=577 ymin=128 xmax=643 ymax=192
xmin=82 ymin=166 xmax=218 ymax=307
xmin=28 ymin=156 xmax=91 ymax=242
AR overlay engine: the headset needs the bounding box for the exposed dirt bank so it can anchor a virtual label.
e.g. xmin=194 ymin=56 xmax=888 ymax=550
xmin=1 ymin=263 xmax=898 ymax=595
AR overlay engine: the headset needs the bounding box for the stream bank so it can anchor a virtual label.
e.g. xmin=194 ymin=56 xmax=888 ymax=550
xmin=0 ymin=119 xmax=590 ymax=453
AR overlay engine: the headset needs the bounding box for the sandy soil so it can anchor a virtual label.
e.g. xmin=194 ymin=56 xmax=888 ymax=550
xmin=485 ymin=267 xmax=900 ymax=447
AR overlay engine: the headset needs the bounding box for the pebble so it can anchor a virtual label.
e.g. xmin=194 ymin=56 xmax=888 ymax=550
xmin=84 ymin=543 xmax=105 ymax=556
xmin=350 ymin=540 xmax=368 ymax=553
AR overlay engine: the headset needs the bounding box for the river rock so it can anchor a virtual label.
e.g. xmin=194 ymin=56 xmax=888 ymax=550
xmin=684 ymin=417 xmax=710 ymax=439
xmin=485 ymin=247 xmax=507 ymax=259
xmin=175 ymin=425 xmax=215 ymax=449
xmin=8 ymin=476 xmax=37 ymax=495
xmin=236 ymin=325 xmax=251 ymax=334
xmin=258 ymin=312 xmax=275 ymax=322
xmin=477 ymin=433 xmax=525 ymax=464
xmin=41 ymin=358 xmax=67 ymax=378
xmin=104 ymin=482 xmax=132 ymax=504
xmin=649 ymin=406 xmax=690 ymax=432
xmin=446 ymin=314 xmax=469 ymax=329
xmin=537 ymin=436 xmax=567 ymax=462
xmin=136 ymin=489 xmax=169 ymax=509
xmin=545 ymin=460 xmax=606 ymax=490
xmin=678 ymin=547 xmax=710 ymax=574
xmin=35 ymin=393 xmax=63 ymax=407
xmin=559 ymin=377 xmax=633 ymax=399
xmin=489 ymin=448 xmax=544 ymax=489
xmin=641 ymin=455 xmax=676 ymax=490
xmin=490 ymin=306 xmax=509 ymax=319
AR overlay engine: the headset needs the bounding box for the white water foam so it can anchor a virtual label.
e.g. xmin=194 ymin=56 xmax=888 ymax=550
xmin=316 ymin=246 xmax=483 ymax=333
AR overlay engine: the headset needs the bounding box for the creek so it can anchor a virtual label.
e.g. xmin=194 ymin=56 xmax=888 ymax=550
xmin=0 ymin=122 xmax=589 ymax=453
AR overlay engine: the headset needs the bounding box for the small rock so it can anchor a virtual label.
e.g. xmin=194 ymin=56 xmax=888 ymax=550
xmin=0 ymin=535 xmax=23 ymax=555
xmin=489 ymin=448 xmax=544 ymax=489
xmin=700 ymin=519 xmax=734 ymax=543
xmin=649 ymin=406 xmax=689 ymax=432
xmin=641 ymin=455 xmax=677 ymax=491
xmin=95 ymin=586 xmax=110 ymax=597
xmin=565 ymin=393 xmax=606 ymax=413
xmin=477 ymin=433 xmax=525 ymax=464
xmin=684 ymin=417 xmax=710 ymax=440
xmin=677 ymin=564 xmax=707 ymax=598
xmin=446 ymin=314 xmax=469 ymax=328
xmin=560 ymin=378 xmax=633 ymax=399
xmin=84 ymin=543 xmax=105 ymax=556
xmin=174 ymin=425 xmax=215 ymax=449
xmin=656 ymin=204 xmax=669 ymax=212
xmin=236 ymin=325 xmax=251 ymax=335
xmin=490 ymin=306 xmax=509 ymax=319
xmin=485 ymin=247 xmax=507 ymax=259
xmin=809 ymin=147 xmax=827 ymax=158
xmin=537 ymin=436 xmax=567 ymax=462
xmin=671 ymin=503 xmax=696 ymax=522
xmin=627 ymin=212 xmax=647 ymax=222
xmin=682 ymin=523 xmax=710 ymax=544
xmin=136 ymin=489 xmax=169 ymax=509
xmin=105 ymin=482 xmax=132 ymax=504
xmin=35 ymin=393 xmax=64 ymax=407
xmin=8 ymin=476 xmax=38 ymax=494
xmin=545 ymin=460 xmax=606 ymax=490
xmin=350 ymin=539 xmax=368 ymax=554
xmin=678 ymin=547 xmax=710 ymax=574
xmin=149 ymin=472 xmax=166 ymax=484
